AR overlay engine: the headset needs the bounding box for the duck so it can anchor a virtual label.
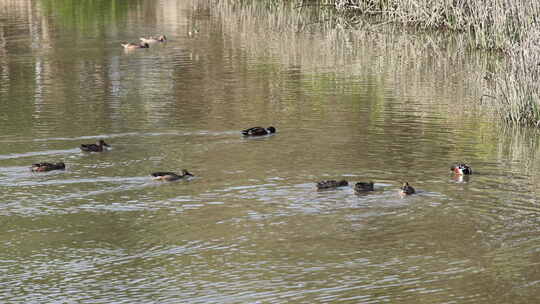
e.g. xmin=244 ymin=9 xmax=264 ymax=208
xmin=241 ymin=126 xmax=276 ymax=136
xmin=354 ymin=181 xmax=374 ymax=193
xmin=31 ymin=162 xmax=66 ymax=172
xmin=316 ymin=180 xmax=348 ymax=190
xmin=451 ymin=163 xmax=472 ymax=175
xmin=151 ymin=169 xmax=194 ymax=181
xmin=399 ymin=182 xmax=415 ymax=195
xmin=188 ymin=29 xmax=199 ymax=37
xmin=80 ymin=140 xmax=110 ymax=152
xmin=121 ymin=42 xmax=150 ymax=49
xmin=139 ymin=35 xmax=167 ymax=44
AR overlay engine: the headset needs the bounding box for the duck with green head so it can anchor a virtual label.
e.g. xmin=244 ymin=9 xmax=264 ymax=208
xmin=451 ymin=163 xmax=472 ymax=175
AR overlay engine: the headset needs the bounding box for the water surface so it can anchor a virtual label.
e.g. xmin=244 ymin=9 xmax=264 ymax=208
xmin=1 ymin=0 xmax=540 ymax=303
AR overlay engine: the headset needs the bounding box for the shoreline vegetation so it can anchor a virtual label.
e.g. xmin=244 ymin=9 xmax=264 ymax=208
xmin=328 ymin=0 xmax=540 ymax=127
xmin=223 ymin=0 xmax=540 ymax=127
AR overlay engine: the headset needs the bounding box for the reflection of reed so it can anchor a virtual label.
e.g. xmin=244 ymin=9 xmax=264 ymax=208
xmin=210 ymin=0 xmax=540 ymax=127
xmin=199 ymin=0 xmax=490 ymax=119
xmin=498 ymin=127 xmax=540 ymax=172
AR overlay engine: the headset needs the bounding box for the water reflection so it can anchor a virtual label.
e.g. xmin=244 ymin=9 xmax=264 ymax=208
xmin=1 ymin=0 xmax=540 ymax=303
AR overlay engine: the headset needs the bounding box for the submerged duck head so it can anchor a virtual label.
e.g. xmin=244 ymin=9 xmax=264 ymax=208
xmin=31 ymin=162 xmax=66 ymax=172
xmin=241 ymin=126 xmax=277 ymax=136
xmin=316 ymin=179 xmax=348 ymax=190
xmin=354 ymin=181 xmax=374 ymax=192
xmin=151 ymin=169 xmax=194 ymax=181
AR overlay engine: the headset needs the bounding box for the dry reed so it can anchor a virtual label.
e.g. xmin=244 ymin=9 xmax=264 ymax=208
xmin=325 ymin=0 xmax=540 ymax=126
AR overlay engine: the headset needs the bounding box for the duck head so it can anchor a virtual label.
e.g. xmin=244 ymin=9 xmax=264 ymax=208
xmin=400 ymin=182 xmax=415 ymax=195
xmin=267 ymin=126 xmax=276 ymax=134
xmin=451 ymin=163 xmax=472 ymax=175
xmin=181 ymin=169 xmax=194 ymax=177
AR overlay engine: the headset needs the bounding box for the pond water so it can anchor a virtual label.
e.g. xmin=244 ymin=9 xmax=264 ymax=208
xmin=1 ymin=0 xmax=540 ymax=303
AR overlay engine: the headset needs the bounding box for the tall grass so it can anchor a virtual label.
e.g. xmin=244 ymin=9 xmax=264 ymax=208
xmin=214 ymin=0 xmax=540 ymax=125
xmin=491 ymin=34 xmax=540 ymax=126
xmin=325 ymin=0 xmax=540 ymax=126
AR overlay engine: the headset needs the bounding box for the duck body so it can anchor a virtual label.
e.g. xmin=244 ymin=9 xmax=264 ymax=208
xmin=316 ymin=180 xmax=348 ymax=190
xmin=139 ymin=35 xmax=167 ymax=43
xmin=241 ymin=126 xmax=276 ymax=137
xmin=121 ymin=42 xmax=150 ymax=49
xmin=354 ymin=181 xmax=374 ymax=193
xmin=451 ymin=163 xmax=472 ymax=175
xmin=151 ymin=169 xmax=193 ymax=181
xmin=400 ymin=182 xmax=415 ymax=195
xmin=31 ymin=162 xmax=66 ymax=172
xmin=80 ymin=140 xmax=110 ymax=152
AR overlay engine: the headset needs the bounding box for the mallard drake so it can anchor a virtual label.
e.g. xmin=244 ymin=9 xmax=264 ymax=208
xmin=354 ymin=181 xmax=374 ymax=193
xmin=31 ymin=162 xmax=65 ymax=172
xmin=241 ymin=126 xmax=276 ymax=136
xmin=451 ymin=163 xmax=472 ymax=175
xmin=399 ymin=182 xmax=415 ymax=195
xmin=151 ymin=169 xmax=193 ymax=181
xmin=80 ymin=140 xmax=110 ymax=152
xmin=139 ymin=35 xmax=167 ymax=43
xmin=121 ymin=42 xmax=150 ymax=49
xmin=316 ymin=180 xmax=348 ymax=190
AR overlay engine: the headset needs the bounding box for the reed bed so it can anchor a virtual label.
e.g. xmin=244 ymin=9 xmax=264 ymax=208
xmin=326 ymin=0 xmax=540 ymax=126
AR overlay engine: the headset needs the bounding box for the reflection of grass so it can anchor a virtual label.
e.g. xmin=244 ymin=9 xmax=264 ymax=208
xmin=326 ymin=0 xmax=540 ymax=127
xmin=222 ymin=0 xmax=540 ymax=126
xmin=40 ymin=0 xmax=141 ymax=33
xmin=206 ymin=0 xmax=487 ymax=117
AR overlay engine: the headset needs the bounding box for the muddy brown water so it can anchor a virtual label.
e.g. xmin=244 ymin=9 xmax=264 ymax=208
xmin=1 ymin=0 xmax=539 ymax=302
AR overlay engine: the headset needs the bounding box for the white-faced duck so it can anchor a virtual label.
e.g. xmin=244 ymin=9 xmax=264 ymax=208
xmin=399 ymin=182 xmax=415 ymax=195
xmin=241 ymin=126 xmax=276 ymax=136
xmin=151 ymin=169 xmax=193 ymax=181
xmin=31 ymin=162 xmax=66 ymax=172
xmin=139 ymin=35 xmax=167 ymax=44
xmin=80 ymin=140 xmax=110 ymax=152
xmin=451 ymin=163 xmax=472 ymax=175
xmin=316 ymin=180 xmax=348 ymax=190
xmin=354 ymin=181 xmax=374 ymax=193
xmin=121 ymin=42 xmax=150 ymax=49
